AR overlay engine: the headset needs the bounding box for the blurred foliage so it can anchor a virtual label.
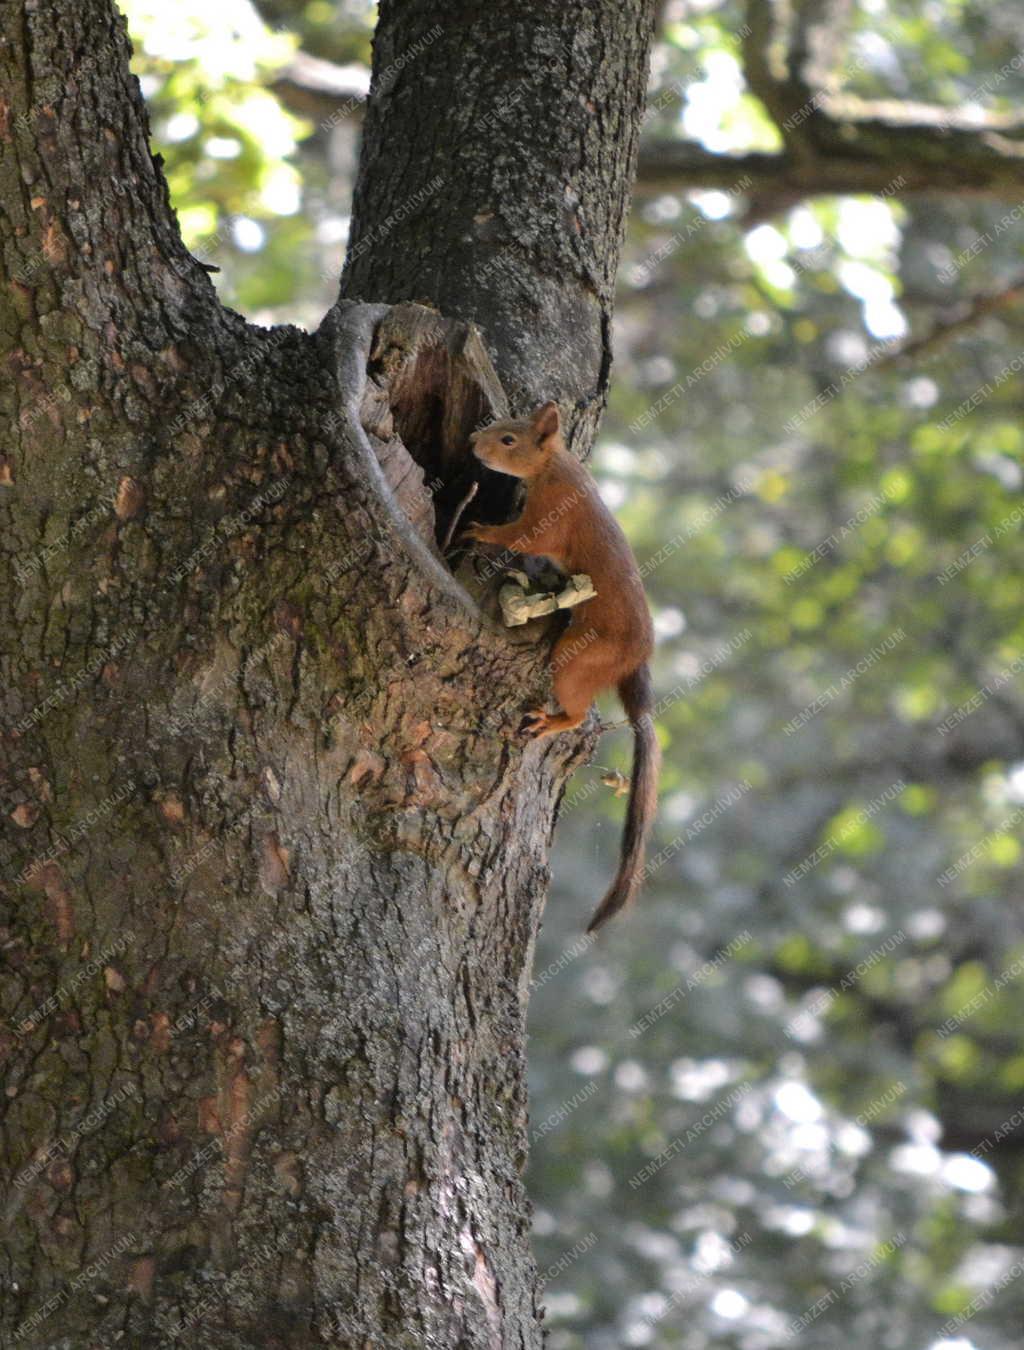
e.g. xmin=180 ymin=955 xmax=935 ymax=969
xmin=123 ymin=0 xmax=372 ymax=322
xmin=125 ymin=0 xmax=1024 ymax=1346
xmin=251 ymin=0 xmax=375 ymax=66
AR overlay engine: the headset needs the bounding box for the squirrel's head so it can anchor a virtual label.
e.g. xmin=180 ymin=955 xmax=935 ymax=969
xmin=469 ymin=401 xmax=562 ymax=478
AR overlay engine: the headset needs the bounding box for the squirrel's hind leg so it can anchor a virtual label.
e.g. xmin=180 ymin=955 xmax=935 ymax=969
xmin=522 ymin=637 xmax=617 ymax=738
xmin=521 ymin=707 xmax=586 ymax=738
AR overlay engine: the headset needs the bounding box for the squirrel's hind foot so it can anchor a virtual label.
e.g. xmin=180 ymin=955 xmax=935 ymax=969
xmin=521 ymin=707 xmax=580 ymax=739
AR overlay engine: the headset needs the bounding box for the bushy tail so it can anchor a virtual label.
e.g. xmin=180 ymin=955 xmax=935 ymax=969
xmin=586 ymin=664 xmax=661 ymax=933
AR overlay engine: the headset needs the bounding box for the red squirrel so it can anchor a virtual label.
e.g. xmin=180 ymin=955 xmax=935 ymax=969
xmin=463 ymin=401 xmax=660 ymax=932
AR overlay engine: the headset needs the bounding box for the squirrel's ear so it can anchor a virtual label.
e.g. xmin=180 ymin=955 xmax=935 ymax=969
xmin=532 ymin=401 xmax=561 ymax=442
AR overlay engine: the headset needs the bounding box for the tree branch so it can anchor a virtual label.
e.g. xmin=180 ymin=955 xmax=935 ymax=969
xmin=788 ymin=0 xmax=856 ymax=98
xmin=270 ymin=50 xmax=370 ymax=126
xmin=636 ymin=107 xmax=1024 ymax=206
xmin=0 ymin=0 xmax=226 ymax=341
xmin=740 ymin=0 xmax=820 ymax=145
xmin=876 ymin=274 xmax=1024 ymax=368
xmin=267 ymin=28 xmax=1024 ymax=211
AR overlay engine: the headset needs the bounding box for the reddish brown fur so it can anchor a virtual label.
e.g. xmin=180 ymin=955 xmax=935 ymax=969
xmin=464 ymin=403 xmax=661 ymax=930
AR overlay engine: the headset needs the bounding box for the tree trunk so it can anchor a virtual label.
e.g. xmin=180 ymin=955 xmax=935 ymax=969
xmin=341 ymin=0 xmax=654 ymax=451
xmin=0 ymin=2 xmax=653 ymax=1346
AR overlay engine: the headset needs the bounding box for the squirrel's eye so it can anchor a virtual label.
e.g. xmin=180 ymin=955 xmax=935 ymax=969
xmin=500 ymin=435 xmax=516 ymax=446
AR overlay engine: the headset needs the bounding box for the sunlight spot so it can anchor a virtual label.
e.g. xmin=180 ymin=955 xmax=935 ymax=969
xmin=584 ymin=1160 xmax=614 ymax=1196
xmin=581 ymin=965 xmax=619 ymax=1006
xmin=711 ymin=1289 xmax=749 ymax=1319
xmin=843 ymin=903 xmax=886 ymax=934
xmin=597 ymin=480 xmax=628 ymax=509
xmin=645 ymin=194 xmax=683 ymax=223
xmin=838 ymin=259 xmax=893 ymax=305
xmin=735 ymin=1093 xmax=764 ymax=1131
xmin=670 ymin=1058 xmax=733 ymax=1101
xmin=598 ymin=442 xmax=638 ymax=473
xmin=774 ymin=1081 xmax=823 ymax=1123
xmin=690 ymin=190 xmax=733 ymax=220
xmin=629 ymin=1229 xmax=681 ymax=1263
xmin=745 ymin=224 xmax=788 ymax=263
xmin=744 ymin=974 xmax=784 ymax=1012
xmin=164 ymin=111 xmax=199 ymax=142
xmin=890 ymin=1142 xmax=941 ymax=1177
xmin=663 ymin=790 xmax=699 ymax=824
xmin=837 ymin=198 xmax=901 ymax=258
xmin=317 ymin=215 xmax=350 ymax=245
xmin=765 ymin=1206 xmax=816 ymax=1236
xmin=544 ymin=1292 xmax=582 ymax=1321
xmin=682 ymin=52 xmax=744 ymax=152
xmin=790 ymin=1122 xmax=829 ymax=1151
xmin=205 ymin=136 xmax=241 ymax=158
xmin=828 ymin=329 xmax=869 ymax=365
xmin=836 ymin=1123 xmax=872 ymax=1156
xmin=975 ymin=452 xmax=1024 ymax=491
xmin=654 ymin=607 xmax=686 ymax=639
xmin=1007 ymin=763 xmax=1024 ymax=801
xmin=615 ymin=1060 xmax=649 ymax=1092
xmin=789 ymin=208 xmax=824 ymax=249
xmin=863 ymin=298 xmax=908 ymax=340
xmin=906 ymin=908 xmax=946 ymax=940
xmin=571 ymin=1046 xmax=608 ymax=1075
xmin=764 ymin=261 xmax=796 ymax=288
xmin=694 ymin=1229 xmax=734 ymax=1273
xmin=232 ymin=217 xmax=265 ymax=252
xmin=234 ymin=93 xmax=298 ymax=157
xmin=959 ymin=104 xmax=993 ymax=126
xmin=694 ymin=290 xmax=719 ymax=318
xmin=787 ymin=1010 xmax=823 ymax=1044
xmin=260 ymin=165 xmax=301 ymax=215
xmin=942 ymin=1154 xmax=994 ymax=1194
xmin=623 ymin=1320 xmax=654 ymax=1346
xmin=906 ymin=1109 xmax=942 ymax=1144
xmin=641 ymin=355 xmax=676 ymax=385
xmin=904 ymin=376 xmax=939 ymax=409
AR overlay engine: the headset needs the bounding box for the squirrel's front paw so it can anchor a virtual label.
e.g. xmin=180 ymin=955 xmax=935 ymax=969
xmin=460 ymin=520 xmax=493 ymax=545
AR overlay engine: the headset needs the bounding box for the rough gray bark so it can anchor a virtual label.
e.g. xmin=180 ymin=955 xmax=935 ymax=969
xmin=0 ymin=1 xmax=654 ymax=1347
xmin=340 ymin=0 xmax=655 ymax=453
